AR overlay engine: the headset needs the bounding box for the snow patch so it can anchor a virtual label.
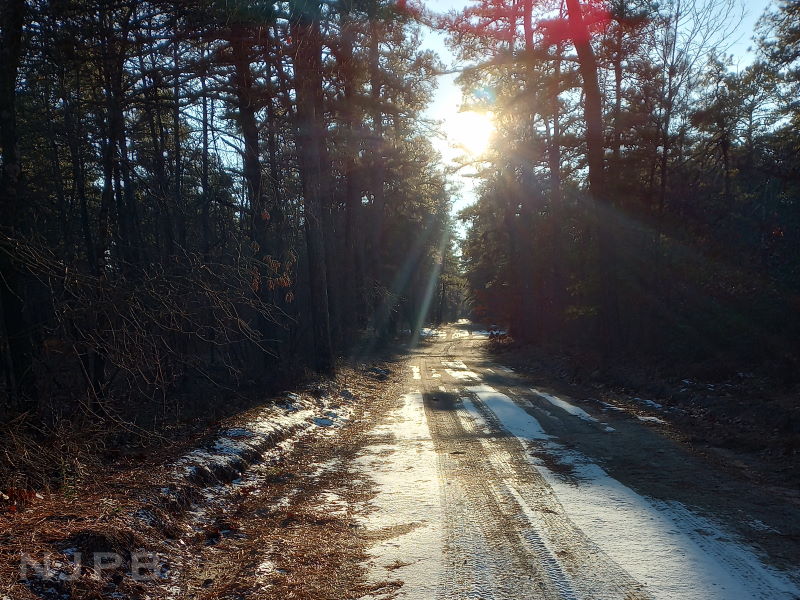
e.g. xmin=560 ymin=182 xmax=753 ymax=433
xmin=471 ymin=329 xmax=508 ymax=338
xmin=442 ymin=359 xmax=480 ymax=381
xmin=445 ymin=369 xmax=480 ymax=381
xmin=637 ymin=415 xmax=667 ymax=425
xmin=530 ymin=388 xmax=599 ymax=423
xmin=748 ymin=519 xmax=781 ymax=534
xmin=527 ymin=447 xmax=800 ymax=600
xmin=319 ymin=491 xmax=349 ymax=517
xmin=310 ymin=458 xmax=341 ymax=480
xmin=633 ymin=397 xmax=663 ymax=410
xmin=463 ymin=377 xmax=800 ymax=600
xmin=596 ymin=400 xmax=624 ymax=411
xmin=442 ymin=360 xmax=469 ymax=370
xmin=356 ymin=392 xmax=444 ymax=598
xmin=151 ymin=393 xmax=352 ymax=532
xmin=459 ymin=396 xmax=491 ymax=435
xmin=467 ymin=384 xmax=550 ymax=440
xmin=420 ymin=328 xmax=443 ymax=338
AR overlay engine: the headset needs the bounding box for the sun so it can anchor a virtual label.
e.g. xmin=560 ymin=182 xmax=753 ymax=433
xmin=447 ymin=110 xmax=494 ymax=157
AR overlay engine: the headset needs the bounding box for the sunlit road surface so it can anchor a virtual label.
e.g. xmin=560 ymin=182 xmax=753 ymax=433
xmin=357 ymin=323 xmax=800 ymax=600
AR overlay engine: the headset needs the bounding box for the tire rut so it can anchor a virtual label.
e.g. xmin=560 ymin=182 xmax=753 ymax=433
xmin=420 ymin=353 xmax=653 ymax=600
xmin=422 ymin=366 xmax=570 ymax=599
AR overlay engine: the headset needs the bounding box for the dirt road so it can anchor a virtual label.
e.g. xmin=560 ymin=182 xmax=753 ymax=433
xmin=8 ymin=323 xmax=800 ymax=600
xmin=356 ymin=323 xmax=800 ymax=600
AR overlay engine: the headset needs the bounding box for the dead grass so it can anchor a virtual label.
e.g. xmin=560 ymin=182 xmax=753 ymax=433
xmin=0 ymin=488 xmax=147 ymax=599
xmin=177 ymin=362 xmax=407 ymax=600
xmin=2 ymin=359 xmax=410 ymax=600
xmin=0 ymin=415 xmax=108 ymax=494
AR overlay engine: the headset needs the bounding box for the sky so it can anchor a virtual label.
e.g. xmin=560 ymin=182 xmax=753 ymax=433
xmin=416 ymin=0 xmax=775 ymax=218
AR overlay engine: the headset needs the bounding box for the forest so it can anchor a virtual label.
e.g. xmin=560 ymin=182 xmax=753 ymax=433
xmin=454 ymin=0 xmax=800 ymax=378
xmin=1 ymin=0 xmax=799 ymax=482
xmin=0 ymin=0 xmax=466 ymax=451
xmin=2 ymin=2 xmax=800 ymax=599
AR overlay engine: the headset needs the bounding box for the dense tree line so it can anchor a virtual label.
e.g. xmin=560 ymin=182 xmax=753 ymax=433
xmin=0 ymin=0 xmax=459 ymax=429
xmin=452 ymin=0 xmax=800 ymax=375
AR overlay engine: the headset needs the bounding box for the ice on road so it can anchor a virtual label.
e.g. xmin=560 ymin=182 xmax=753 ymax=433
xmin=356 ymin=391 xmax=444 ymax=598
xmin=356 ymin=326 xmax=800 ymax=599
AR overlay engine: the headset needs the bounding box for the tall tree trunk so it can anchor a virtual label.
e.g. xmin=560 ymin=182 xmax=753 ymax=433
xmin=657 ymin=9 xmax=680 ymax=218
xmin=566 ymin=0 xmax=620 ymax=353
xmin=340 ymin=21 xmax=366 ymax=333
xmin=319 ymin=130 xmax=342 ymax=352
xmin=658 ymin=102 xmax=672 ymax=215
xmin=200 ymin=70 xmax=212 ymax=263
xmin=138 ymin=51 xmax=175 ymax=260
xmin=230 ymin=23 xmax=267 ymax=249
xmin=611 ymin=27 xmax=623 ymax=180
xmin=104 ymin=47 xmax=135 ymax=265
xmin=548 ymin=41 xmax=563 ymax=205
xmin=45 ymin=101 xmax=71 ymax=260
xmin=264 ymin=96 xmax=288 ymax=260
xmin=721 ymin=131 xmax=732 ymax=212
xmin=368 ymin=14 xmax=386 ymax=291
xmin=292 ymin=3 xmax=334 ymax=373
xmin=172 ymin=35 xmax=185 ymax=248
xmin=0 ymin=0 xmax=37 ymax=409
xmin=62 ymin=72 xmax=97 ymax=274
xmin=102 ymin=8 xmax=138 ymax=267
xmin=565 ymin=0 xmax=605 ymax=199
xmin=523 ymin=0 xmax=533 ymax=50
xmin=343 ymin=37 xmax=366 ymax=330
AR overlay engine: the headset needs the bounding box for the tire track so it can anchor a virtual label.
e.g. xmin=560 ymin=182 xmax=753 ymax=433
xmin=462 ymin=378 xmax=652 ymax=600
xmin=417 ymin=346 xmax=652 ymax=600
xmin=421 ymin=356 xmax=569 ymax=599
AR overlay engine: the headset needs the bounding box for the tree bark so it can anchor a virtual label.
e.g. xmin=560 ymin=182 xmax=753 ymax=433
xmin=565 ymin=0 xmax=620 ymax=354
xmin=368 ymin=15 xmax=386 ymax=284
xmin=292 ymin=3 xmax=334 ymax=373
xmin=201 ymin=70 xmax=212 ymax=263
xmin=173 ymin=35 xmax=185 ymax=248
xmin=0 ymin=0 xmax=37 ymax=408
xmin=230 ymin=23 xmax=267 ymax=250
xmin=340 ymin=24 xmax=366 ymax=333
xmin=548 ymin=42 xmax=563 ymax=205
xmin=565 ymin=0 xmax=606 ymax=199
xmin=62 ymin=72 xmax=98 ymax=274
xmin=611 ymin=27 xmax=623 ymax=175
